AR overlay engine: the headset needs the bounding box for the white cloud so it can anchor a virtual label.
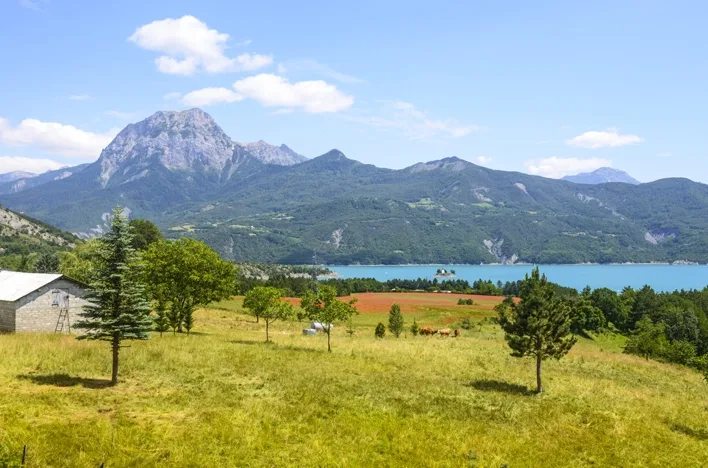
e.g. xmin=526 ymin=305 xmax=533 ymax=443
xmin=182 ymin=87 xmax=243 ymax=107
xmin=524 ymin=157 xmax=612 ymax=179
xmin=476 ymin=156 xmax=492 ymax=164
xmin=236 ymin=54 xmax=273 ymax=71
xmin=163 ymin=92 xmax=182 ymax=101
xmin=69 ymin=94 xmax=93 ymax=101
xmin=347 ymin=101 xmax=484 ymax=140
xmin=566 ymin=129 xmax=644 ymax=149
xmin=104 ymin=110 xmax=141 ymax=121
xmin=129 ymin=16 xmax=272 ymax=75
xmin=0 ymin=156 xmax=64 ymax=174
xmin=233 ymin=74 xmax=353 ymax=113
xmin=277 ymin=59 xmax=364 ymax=84
xmin=0 ymin=117 xmax=118 ymax=158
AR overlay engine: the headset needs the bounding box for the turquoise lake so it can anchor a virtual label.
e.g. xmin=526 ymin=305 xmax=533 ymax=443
xmin=327 ymin=265 xmax=708 ymax=292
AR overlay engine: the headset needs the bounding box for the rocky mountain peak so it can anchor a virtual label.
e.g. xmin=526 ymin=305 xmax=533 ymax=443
xmin=97 ymin=108 xmax=235 ymax=186
xmin=241 ymin=140 xmax=307 ymax=166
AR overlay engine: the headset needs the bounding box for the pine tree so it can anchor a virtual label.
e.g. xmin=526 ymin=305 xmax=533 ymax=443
xmin=388 ymin=303 xmax=404 ymax=338
xmin=410 ymin=318 xmax=420 ymax=336
xmin=74 ymin=208 xmax=152 ymax=385
xmin=153 ymin=300 xmax=170 ymax=337
xmin=497 ymin=267 xmax=577 ymax=393
xmin=34 ymin=252 xmax=60 ymax=273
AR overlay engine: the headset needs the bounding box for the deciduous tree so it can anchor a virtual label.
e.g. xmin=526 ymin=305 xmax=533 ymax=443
xmin=142 ymin=238 xmax=236 ymax=334
xmin=128 ymin=218 xmax=163 ymax=251
xmin=497 ymin=267 xmax=577 ymax=393
xmin=300 ymin=285 xmax=358 ymax=352
xmin=243 ymin=286 xmax=294 ymax=342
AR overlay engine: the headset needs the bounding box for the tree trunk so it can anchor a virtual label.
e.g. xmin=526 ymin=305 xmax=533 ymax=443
xmin=327 ymin=327 xmax=332 ymax=352
xmin=266 ymin=320 xmax=270 ymax=342
xmin=111 ymin=335 xmax=120 ymax=386
xmin=536 ymin=353 xmax=543 ymax=393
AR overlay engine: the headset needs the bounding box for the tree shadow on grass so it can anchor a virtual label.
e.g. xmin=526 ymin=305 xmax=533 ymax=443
xmin=466 ymin=379 xmax=535 ymax=396
xmin=18 ymin=373 xmax=114 ymax=389
xmin=229 ymin=339 xmax=324 ymax=354
xmin=668 ymin=422 xmax=708 ymax=441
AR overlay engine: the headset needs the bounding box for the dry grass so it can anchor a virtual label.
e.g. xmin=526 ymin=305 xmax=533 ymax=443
xmin=0 ymin=295 xmax=706 ymax=467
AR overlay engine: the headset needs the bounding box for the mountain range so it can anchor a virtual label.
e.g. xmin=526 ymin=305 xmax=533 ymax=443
xmin=0 ymin=164 xmax=90 ymax=195
xmin=562 ymin=167 xmax=640 ymax=185
xmin=1 ymin=108 xmax=707 ymax=265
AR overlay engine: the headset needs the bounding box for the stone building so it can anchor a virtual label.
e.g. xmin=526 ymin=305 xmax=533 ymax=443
xmin=0 ymin=271 xmax=87 ymax=333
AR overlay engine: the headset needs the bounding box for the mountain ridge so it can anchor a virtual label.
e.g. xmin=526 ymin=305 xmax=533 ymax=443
xmin=562 ymin=167 xmax=640 ymax=185
xmin=1 ymin=108 xmax=707 ymax=265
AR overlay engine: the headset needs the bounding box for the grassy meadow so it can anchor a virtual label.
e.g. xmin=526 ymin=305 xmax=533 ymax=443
xmin=0 ymin=293 xmax=706 ymax=467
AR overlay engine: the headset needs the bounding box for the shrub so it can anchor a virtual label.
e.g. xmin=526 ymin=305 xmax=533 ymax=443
xmin=410 ymin=319 xmax=420 ymax=336
xmin=457 ymin=298 xmax=474 ymax=306
xmin=460 ymin=317 xmax=472 ymax=330
xmin=375 ymin=322 xmax=386 ymax=338
xmin=663 ymin=340 xmax=697 ymax=366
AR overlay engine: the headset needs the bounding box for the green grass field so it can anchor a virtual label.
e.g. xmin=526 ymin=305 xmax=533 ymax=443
xmin=1 ymin=294 xmax=707 ymax=467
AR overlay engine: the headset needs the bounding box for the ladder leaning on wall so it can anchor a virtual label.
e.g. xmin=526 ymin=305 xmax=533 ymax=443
xmin=54 ymin=291 xmax=71 ymax=334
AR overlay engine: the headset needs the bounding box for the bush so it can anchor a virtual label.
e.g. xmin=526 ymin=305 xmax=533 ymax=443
xmin=663 ymin=340 xmax=697 ymax=366
xmin=410 ymin=319 xmax=420 ymax=336
xmin=457 ymin=298 xmax=474 ymax=306
xmin=0 ymin=444 xmax=21 ymax=468
xmin=375 ymin=322 xmax=386 ymax=338
xmin=460 ymin=317 xmax=472 ymax=330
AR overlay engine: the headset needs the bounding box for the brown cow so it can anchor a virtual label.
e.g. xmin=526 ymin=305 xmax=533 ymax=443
xmin=454 ymin=328 xmax=461 ymax=337
xmin=438 ymin=328 xmax=451 ymax=336
xmin=419 ymin=327 xmax=436 ymax=336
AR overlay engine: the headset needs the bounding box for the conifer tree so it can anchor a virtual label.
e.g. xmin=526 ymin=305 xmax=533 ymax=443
xmin=153 ymin=300 xmax=170 ymax=337
xmin=388 ymin=303 xmax=404 ymax=338
xmin=497 ymin=267 xmax=577 ymax=393
xmin=410 ymin=318 xmax=420 ymax=336
xmin=375 ymin=322 xmax=386 ymax=338
xmin=74 ymin=208 xmax=152 ymax=385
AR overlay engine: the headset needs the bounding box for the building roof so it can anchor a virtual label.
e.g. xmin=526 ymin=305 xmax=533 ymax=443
xmin=0 ymin=271 xmax=65 ymax=302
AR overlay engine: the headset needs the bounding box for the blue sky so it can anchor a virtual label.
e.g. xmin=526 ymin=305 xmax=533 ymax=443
xmin=1 ymin=0 xmax=706 ymax=182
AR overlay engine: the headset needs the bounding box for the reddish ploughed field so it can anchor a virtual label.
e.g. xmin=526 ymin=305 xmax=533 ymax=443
xmin=287 ymin=292 xmax=507 ymax=314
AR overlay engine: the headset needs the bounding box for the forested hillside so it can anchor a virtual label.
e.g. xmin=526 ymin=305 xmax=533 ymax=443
xmin=0 ymin=205 xmax=77 ymax=270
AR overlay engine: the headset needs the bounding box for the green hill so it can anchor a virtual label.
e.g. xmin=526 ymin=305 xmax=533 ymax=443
xmin=0 ymin=205 xmax=77 ymax=267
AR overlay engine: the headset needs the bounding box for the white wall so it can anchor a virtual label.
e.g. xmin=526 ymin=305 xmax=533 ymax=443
xmin=14 ymin=279 xmax=87 ymax=333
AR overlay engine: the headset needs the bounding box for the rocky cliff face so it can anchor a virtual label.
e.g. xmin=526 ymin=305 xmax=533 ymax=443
xmin=0 ymin=206 xmax=74 ymax=248
xmin=242 ymin=140 xmax=307 ymax=166
xmin=98 ymin=108 xmax=237 ymax=186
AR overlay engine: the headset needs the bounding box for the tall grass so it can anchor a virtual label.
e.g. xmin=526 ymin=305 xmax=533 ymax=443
xmin=0 ymin=297 xmax=706 ymax=467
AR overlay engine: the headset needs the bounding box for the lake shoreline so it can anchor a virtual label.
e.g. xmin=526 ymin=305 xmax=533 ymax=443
xmin=324 ymin=264 xmax=708 ymax=292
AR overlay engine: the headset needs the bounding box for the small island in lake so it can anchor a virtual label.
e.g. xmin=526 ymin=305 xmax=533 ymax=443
xmin=434 ymin=268 xmax=456 ymax=278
